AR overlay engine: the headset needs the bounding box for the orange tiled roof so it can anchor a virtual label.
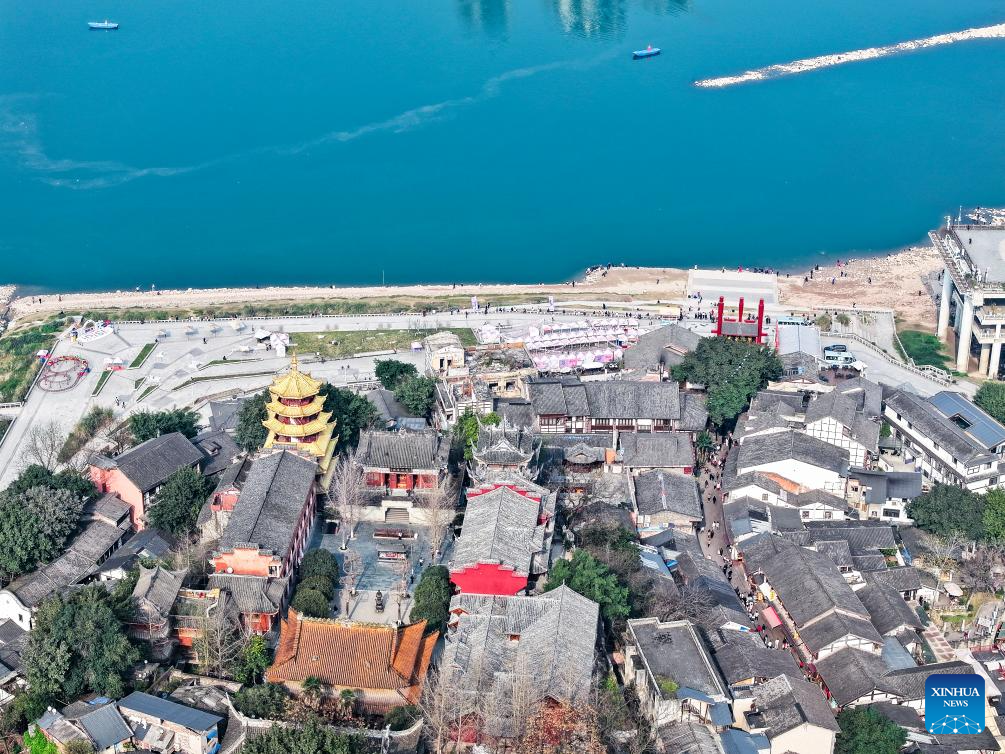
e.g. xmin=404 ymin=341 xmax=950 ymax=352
xmin=266 ymin=610 xmax=437 ymax=702
xmin=760 ymin=472 xmax=808 ymax=495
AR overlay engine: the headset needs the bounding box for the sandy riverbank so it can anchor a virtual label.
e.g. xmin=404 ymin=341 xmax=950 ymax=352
xmin=4 ymin=245 xmax=942 ymax=329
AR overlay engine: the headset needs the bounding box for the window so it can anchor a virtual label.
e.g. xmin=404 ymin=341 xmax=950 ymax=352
xmin=761 ymin=494 xmax=769 ymax=501
xmin=824 ymin=511 xmax=833 ymax=520
xmin=882 ymin=508 xmax=901 ymax=519
xmin=801 ymin=511 xmax=810 ymax=519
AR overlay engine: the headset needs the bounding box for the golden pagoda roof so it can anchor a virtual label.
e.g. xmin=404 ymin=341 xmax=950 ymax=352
xmin=266 ymin=395 xmax=326 ymax=418
xmin=265 ymin=424 xmax=338 ymax=472
xmin=269 ymin=353 xmax=323 ymax=400
xmin=263 ymin=411 xmax=334 ymax=438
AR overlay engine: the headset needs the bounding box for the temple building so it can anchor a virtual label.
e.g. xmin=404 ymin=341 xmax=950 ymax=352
xmin=469 ymin=420 xmax=541 ymax=479
xmin=931 ymin=218 xmax=1005 ymax=376
xmin=261 ymin=354 xmax=338 ymax=486
xmin=713 ymin=296 xmax=766 ymax=344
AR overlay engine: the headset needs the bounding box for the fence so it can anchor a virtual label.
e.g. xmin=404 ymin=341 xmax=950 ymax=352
xmin=822 ymin=330 xmax=954 ymax=386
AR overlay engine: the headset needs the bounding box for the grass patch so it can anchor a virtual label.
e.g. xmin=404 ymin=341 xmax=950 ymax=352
xmin=59 ymin=406 xmax=115 ymax=463
xmin=92 ymin=370 xmax=113 ymax=397
xmin=899 ymin=330 xmax=952 ymax=370
xmin=0 ymin=318 xmax=65 ymax=402
xmin=129 ymin=343 xmax=156 ymax=368
xmin=134 ymin=377 xmax=145 ymax=390
xmin=205 ymin=357 xmax=255 ymax=367
xmin=137 ymin=384 xmax=158 ymax=402
xmin=173 ymin=370 xmax=276 ymax=391
xmin=290 ymin=328 xmax=476 ymax=360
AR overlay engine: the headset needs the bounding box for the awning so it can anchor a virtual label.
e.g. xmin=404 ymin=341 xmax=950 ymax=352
xmin=944 ymin=582 xmax=964 ymax=597
xmin=761 ymin=606 xmax=782 ymax=628
xmin=677 ymin=687 xmax=714 ymax=705
xmin=710 ymin=702 xmax=733 ymax=726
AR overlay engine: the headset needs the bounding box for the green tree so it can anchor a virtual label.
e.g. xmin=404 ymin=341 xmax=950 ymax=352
xmin=301 ymin=549 xmax=340 ymax=582
xmin=453 ymin=410 xmax=500 ymax=462
xmin=546 ymin=550 xmax=630 ymax=621
xmin=130 ymin=408 xmax=200 ymax=443
xmin=65 ymin=742 xmax=95 ymax=754
xmin=240 ymin=719 xmax=363 ymax=754
xmin=235 ymin=635 xmax=272 ymax=685
xmin=291 ymin=587 xmax=330 ymax=618
xmin=976 ymin=381 xmax=1005 ymax=426
xmin=322 ymin=386 xmax=380 ymax=447
xmin=7 ymin=465 xmax=95 ymax=501
xmin=0 ymin=486 xmax=84 ymax=578
xmin=299 ymin=575 xmax=335 ymax=600
xmin=22 ymin=729 xmax=58 ymax=754
xmin=409 ymin=566 xmax=451 ymax=633
xmin=235 ymin=391 xmax=270 ymax=452
xmin=383 ymin=705 xmax=420 ymax=731
xmin=985 ymin=488 xmax=1005 ymax=541
xmin=232 ymin=683 xmax=288 ymax=719
xmin=23 ymin=586 xmax=140 ymax=704
xmin=835 ymin=707 xmax=906 ymax=754
xmin=394 ymin=376 xmax=437 ymax=417
xmin=907 ymin=484 xmax=986 ymax=540
xmin=375 ymin=360 xmax=418 ymax=390
xmin=672 ymin=338 xmax=782 ymax=426
xmin=147 ymin=467 xmax=212 ymax=537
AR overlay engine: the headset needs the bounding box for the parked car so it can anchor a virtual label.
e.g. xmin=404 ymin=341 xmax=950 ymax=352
xmin=823 ymin=343 xmax=848 ymax=353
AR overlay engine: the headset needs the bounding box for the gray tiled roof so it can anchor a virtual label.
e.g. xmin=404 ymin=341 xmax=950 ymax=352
xmin=887 ymin=390 xmax=998 ymax=466
xmin=849 ymin=467 xmax=924 ymax=504
xmin=118 ymin=691 xmax=222 ymax=732
xmin=364 ymin=388 xmax=417 ymax=423
xmin=357 ymin=430 xmax=445 ymax=470
xmin=633 ymin=470 xmax=702 ymax=520
xmin=675 ymin=553 xmax=749 ymax=630
xmin=0 ymin=620 xmax=26 ymax=673
xmin=453 ymin=485 xmax=555 ymax=575
xmin=748 ymin=674 xmax=839 ymax=735
xmin=798 ymin=611 xmax=883 ymax=654
xmin=863 ymin=566 xmax=923 ymax=593
xmin=473 ymin=423 xmax=540 ymax=466
xmin=659 ymin=721 xmax=722 ymax=754
xmin=75 ymin=703 xmax=132 ymax=750
xmin=208 ymin=573 xmax=286 ymax=614
xmin=814 ymin=540 xmax=853 ymax=568
xmin=620 ymin=433 xmax=695 ymax=469
xmin=815 ymin=648 xmax=899 ymax=706
xmin=442 ymin=587 xmax=599 ymax=736
xmin=133 ymin=565 xmax=187 ymax=623
xmin=628 ymin=618 xmax=729 ymax=701
xmin=91 ymin=494 xmax=131 ymax=525
xmin=712 ymin=632 xmax=802 ymax=686
xmin=789 ymin=488 xmax=849 ymax=511
xmin=8 ymin=518 xmax=129 ymax=608
xmin=736 ymin=430 xmax=849 ymax=476
xmin=805 ymin=390 xmax=861 ymax=431
xmin=209 ymin=397 xmax=246 ymax=433
xmin=93 ymin=432 xmax=204 ymax=493
xmin=623 ymin=324 xmax=701 ymax=373
xmin=858 ymin=582 xmax=923 ymax=636
xmin=528 ymin=377 xmax=693 ymax=421
xmin=492 ymin=398 xmax=535 ymax=428
xmin=98 ymin=528 xmax=174 ymax=577
xmin=835 ymin=377 xmax=883 ymax=417
xmin=722 ymin=450 xmax=782 ymax=496
xmin=218 ymin=450 xmax=316 ymax=557
xmin=882 ymin=660 xmax=973 ymax=701
xmin=783 ymin=520 xmax=897 ymax=554
xmin=194 ymin=429 xmax=242 ymax=476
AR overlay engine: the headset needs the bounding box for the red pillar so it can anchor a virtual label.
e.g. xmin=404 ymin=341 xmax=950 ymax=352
xmin=757 ymin=299 xmax=765 ymax=344
xmin=738 ymin=297 xmax=745 ymax=322
xmin=716 ymin=296 xmax=725 ymax=336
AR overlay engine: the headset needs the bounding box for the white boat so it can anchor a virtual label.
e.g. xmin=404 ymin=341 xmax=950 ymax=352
xmin=88 ymin=20 xmax=119 ymax=30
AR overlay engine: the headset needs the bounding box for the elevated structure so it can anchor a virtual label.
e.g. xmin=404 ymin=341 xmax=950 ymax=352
xmin=714 ymin=296 xmax=766 ymax=344
xmin=262 ymin=353 xmax=338 ymax=486
xmin=932 ymin=219 xmax=1005 ymax=375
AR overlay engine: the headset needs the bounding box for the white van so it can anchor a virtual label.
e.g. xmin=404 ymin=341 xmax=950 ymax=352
xmin=824 ymin=351 xmax=856 ymax=365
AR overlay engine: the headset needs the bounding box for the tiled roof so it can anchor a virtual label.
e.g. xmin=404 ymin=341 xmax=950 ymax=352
xmin=74 ymin=703 xmax=132 ymax=751
xmin=798 ymin=612 xmax=883 ymax=654
xmin=91 ymin=494 xmax=131 ymax=525
xmin=882 ymin=660 xmax=973 ymax=701
xmin=675 ymin=553 xmax=749 ymax=630
xmin=634 ymin=470 xmax=702 ymax=520
xmin=442 ymin=587 xmax=599 ymax=736
xmin=218 ymin=450 xmax=315 ymax=556
xmin=858 ymin=582 xmax=923 ymax=636
xmin=849 ymin=468 xmax=923 ymax=504
xmin=659 ymin=721 xmax=722 ymax=754
xmin=784 ymin=520 xmax=897 ymax=554
xmin=736 ymin=430 xmax=849 ymax=476
xmin=267 ymin=611 xmax=437 ymax=704
xmin=528 ymin=377 xmax=690 ymax=420
xmin=452 ymin=485 xmax=555 ymax=575
xmin=357 ymin=430 xmax=445 ymax=471
xmin=133 ymin=565 xmax=187 ymax=622
xmin=712 ymin=632 xmax=802 ymax=686
xmin=492 ymin=398 xmax=535 ymax=428
xmin=119 ymin=691 xmax=223 ymax=732
xmin=473 ymin=423 xmax=540 ymax=466
xmin=863 ymin=566 xmax=923 ymax=593
xmin=748 ymin=674 xmax=839 ymax=735
xmin=622 ymin=324 xmax=701 ymax=373
xmin=628 ymin=618 xmax=729 ymax=701
xmin=887 ymin=390 xmax=998 ymax=466
xmin=193 ymin=429 xmax=242 ymax=476
xmin=835 ymin=377 xmax=883 ymax=417
xmin=207 ymin=573 xmax=286 ymax=615
xmin=209 ymin=397 xmax=246 ymax=433
xmin=92 ymin=432 xmax=203 ymax=493
xmin=620 ymin=433 xmax=695 ymax=469
xmin=815 ymin=648 xmax=898 ymax=706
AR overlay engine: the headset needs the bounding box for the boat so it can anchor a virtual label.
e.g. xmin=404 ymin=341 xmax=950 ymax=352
xmin=633 ymin=45 xmax=660 ymax=59
xmin=88 ymin=20 xmax=119 ymax=30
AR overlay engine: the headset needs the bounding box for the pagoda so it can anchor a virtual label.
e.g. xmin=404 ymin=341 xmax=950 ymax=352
xmin=262 ymin=353 xmax=338 ymax=486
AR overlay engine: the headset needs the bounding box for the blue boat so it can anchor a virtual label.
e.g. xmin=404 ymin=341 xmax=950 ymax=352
xmin=633 ymin=45 xmax=660 ymax=59
xmin=88 ymin=20 xmax=119 ymax=30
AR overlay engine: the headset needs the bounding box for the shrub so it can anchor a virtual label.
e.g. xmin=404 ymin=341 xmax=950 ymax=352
xmin=232 ymin=683 xmax=289 ymax=720
xmin=301 ymin=549 xmax=340 ymax=583
xmin=291 ymin=587 xmax=330 ymax=618
xmin=298 ymin=575 xmax=335 ymax=600
xmin=384 ymin=705 xmax=420 ymax=731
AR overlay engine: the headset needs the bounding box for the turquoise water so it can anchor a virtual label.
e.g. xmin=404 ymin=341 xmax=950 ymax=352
xmin=2 ymin=0 xmax=1005 ymax=291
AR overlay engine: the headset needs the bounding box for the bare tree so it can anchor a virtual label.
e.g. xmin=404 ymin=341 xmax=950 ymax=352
xmin=921 ymin=531 xmax=969 ymax=587
xmin=327 ymin=448 xmax=365 ymax=549
xmin=423 ymin=475 xmax=457 ymax=561
xmin=417 ymin=666 xmax=461 ymax=754
xmin=20 ymin=420 xmax=65 ymax=471
xmin=646 ymin=583 xmax=721 ymax=626
xmin=192 ymin=599 xmax=245 ymax=680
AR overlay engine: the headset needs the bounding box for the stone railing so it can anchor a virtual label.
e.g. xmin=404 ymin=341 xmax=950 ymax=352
xmin=822 ymin=331 xmax=955 ymax=385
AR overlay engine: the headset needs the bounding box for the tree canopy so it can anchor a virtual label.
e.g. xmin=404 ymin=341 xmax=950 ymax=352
xmin=232 ymin=683 xmax=289 ymax=720
xmin=0 ymin=485 xmax=84 ymax=579
xmin=235 ymin=635 xmax=272 ymax=686
xmin=975 ymin=381 xmax=1005 ymax=426
xmin=984 ymin=488 xmax=1005 ymax=541
xmin=7 ymin=464 xmax=95 ymax=501
xmin=671 ymin=338 xmax=782 ymax=426
xmin=291 ymin=587 xmax=330 ymax=618
xmin=301 ymin=549 xmax=341 ymax=583
xmin=129 ymin=408 xmax=200 ymax=443
xmin=375 ymin=360 xmax=419 ymax=391
xmin=240 ymin=719 xmax=363 ymax=754
xmin=394 ymin=376 xmax=437 ymax=417
xmin=835 ymin=707 xmax=906 ymax=754
xmin=235 ymin=391 xmax=270 ymax=452
xmin=409 ymin=565 xmax=452 ymax=633
xmin=453 ymin=410 xmax=500 ymax=462
xmin=907 ymin=484 xmax=986 ymax=540
xmin=322 ymin=386 xmax=379 ymax=448
xmin=546 ymin=550 xmax=630 ymax=621
xmin=23 ymin=585 xmax=140 ymax=704
xmin=147 ymin=467 xmax=213 ymax=537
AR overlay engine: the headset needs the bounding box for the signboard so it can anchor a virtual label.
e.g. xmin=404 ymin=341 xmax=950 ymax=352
xmin=925 ymin=673 xmax=985 ymax=735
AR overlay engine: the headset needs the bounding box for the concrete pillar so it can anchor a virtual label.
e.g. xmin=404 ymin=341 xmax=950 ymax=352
xmin=991 ymin=340 xmax=1003 ymax=380
xmin=956 ymin=295 xmax=975 ymax=373
xmin=937 ymin=269 xmax=953 ymax=342
xmin=979 ymin=344 xmax=991 ymax=375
